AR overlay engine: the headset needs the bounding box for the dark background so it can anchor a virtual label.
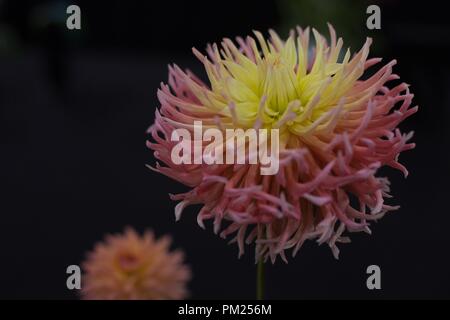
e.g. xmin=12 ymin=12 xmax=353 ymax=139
xmin=1 ymin=0 xmax=449 ymax=299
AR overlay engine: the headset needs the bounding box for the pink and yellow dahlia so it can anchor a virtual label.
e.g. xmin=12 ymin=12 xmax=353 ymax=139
xmin=147 ymin=25 xmax=417 ymax=263
xmin=81 ymin=228 xmax=191 ymax=299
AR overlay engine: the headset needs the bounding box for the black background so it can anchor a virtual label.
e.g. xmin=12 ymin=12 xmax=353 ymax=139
xmin=1 ymin=0 xmax=449 ymax=299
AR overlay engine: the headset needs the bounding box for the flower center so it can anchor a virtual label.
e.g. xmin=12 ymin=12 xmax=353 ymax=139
xmin=117 ymin=252 xmax=141 ymax=273
xmin=244 ymin=54 xmax=308 ymax=132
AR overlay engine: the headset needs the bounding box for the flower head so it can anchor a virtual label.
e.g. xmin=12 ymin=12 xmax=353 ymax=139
xmin=81 ymin=228 xmax=191 ymax=299
xmin=147 ymin=25 xmax=417 ymax=263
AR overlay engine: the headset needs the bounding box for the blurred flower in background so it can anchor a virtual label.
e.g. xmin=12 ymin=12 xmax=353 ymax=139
xmin=81 ymin=228 xmax=191 ymax=300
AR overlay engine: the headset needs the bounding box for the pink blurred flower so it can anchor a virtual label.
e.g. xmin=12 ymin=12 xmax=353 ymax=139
xmin=81 ymin=228 xmax=191 ymax=299
xmin=146 ymin=25 xmax=417 ymax=263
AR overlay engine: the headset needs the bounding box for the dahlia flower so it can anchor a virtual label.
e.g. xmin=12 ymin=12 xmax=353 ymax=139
xmin=81 ymin=228 xmax=191 ymax=299
xmin=147 ymin=25 xmax=417 ymax=263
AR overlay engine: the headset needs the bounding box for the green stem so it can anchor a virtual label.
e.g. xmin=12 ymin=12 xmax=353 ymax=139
xmin=256 ymin=258 xmax=264 ymax=300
